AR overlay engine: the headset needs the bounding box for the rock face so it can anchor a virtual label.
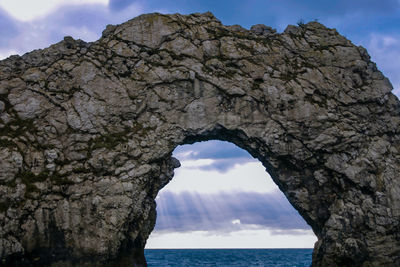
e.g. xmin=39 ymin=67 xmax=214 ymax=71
xmin=0 ymin=12 xmax=399 ymax=266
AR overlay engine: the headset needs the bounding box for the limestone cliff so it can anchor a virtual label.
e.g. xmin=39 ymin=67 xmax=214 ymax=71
xmin=0 ymin=12 xmax=399 ymax=266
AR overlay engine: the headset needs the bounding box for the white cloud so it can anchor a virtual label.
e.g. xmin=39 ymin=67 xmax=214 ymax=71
xmin=231 ymin=219 xmax=241 ymax=225
xmin=164 ymin=160 xmax=279 ymax=194
xmin=0 ymin=0 xmax=109 ymax=21
xmin=0 ymin=49 xmax=18 ymax=60
xmin=0 ymin=1 xmax=144 ymax=59
xmin=178 ymin=159 xmax=215 ymax=168
xmin=146 ymin=229 xmax=316 ymax=248
xmin=174 ymin=150 xmax=199 ymax=159
xmin=57 ymin=25 xmax=102 ymax=42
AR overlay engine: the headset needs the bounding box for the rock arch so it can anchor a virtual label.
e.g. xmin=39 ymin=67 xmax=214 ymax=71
xmin=0 ymin=12 xmax=399 ymax=266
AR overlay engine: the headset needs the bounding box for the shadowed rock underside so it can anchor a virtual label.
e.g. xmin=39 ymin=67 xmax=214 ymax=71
xmin=0 ymin=12 xmax=399 ymax=267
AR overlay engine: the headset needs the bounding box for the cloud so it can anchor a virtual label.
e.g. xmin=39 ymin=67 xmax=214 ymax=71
xmin=146 ymin=229 xmax=316 ymax=248
xmin=196 ymin=158 xmax=254 ymax=173
xmin=154 ymin=191 xmax=310 ymax=233
xmin=174 ymin=140 xmax=251 ymax=160
xmin=0 ymin=8 xmax=20 ymax=46
xmin=363 ymin=33 xmax=400 ymax=97
xmin=0 ymin=0 xmax=108 ymax=21
xmin=0 ymin=0 xmax=109 ymax=21
xmin=173 ymin=140 xmax=255 ymax=173
xmin=164 ymin=161 xmax=278 ymax=194
xmin=0 ymin=1 xmax=143 ymax=59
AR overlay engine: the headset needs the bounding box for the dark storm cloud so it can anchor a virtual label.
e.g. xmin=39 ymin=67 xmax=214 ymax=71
xmin=154 ymin=191 xmax=310 ymax=233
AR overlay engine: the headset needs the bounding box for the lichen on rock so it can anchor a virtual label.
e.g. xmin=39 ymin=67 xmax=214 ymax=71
xmin=0 ymin=12 xmax=399 ymax=267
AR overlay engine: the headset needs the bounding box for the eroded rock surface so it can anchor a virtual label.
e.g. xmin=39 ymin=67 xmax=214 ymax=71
xmin=0 ymin=12 xmax=399 ymax=266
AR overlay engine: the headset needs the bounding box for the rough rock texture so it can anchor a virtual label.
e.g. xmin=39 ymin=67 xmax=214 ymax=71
xmin=0 ymin=12 xmax=399 ymax=266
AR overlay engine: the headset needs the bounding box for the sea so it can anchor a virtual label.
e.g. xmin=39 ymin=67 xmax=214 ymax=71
xmin=145 ymin=249 xmax=313 ymax=267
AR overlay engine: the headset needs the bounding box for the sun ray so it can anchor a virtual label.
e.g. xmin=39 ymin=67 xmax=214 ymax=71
xmin=147 ymin=140 xmax=317 ymax=249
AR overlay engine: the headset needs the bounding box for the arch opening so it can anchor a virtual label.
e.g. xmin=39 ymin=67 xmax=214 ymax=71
xmin=145 ymin=140 xmax=317 ymax=264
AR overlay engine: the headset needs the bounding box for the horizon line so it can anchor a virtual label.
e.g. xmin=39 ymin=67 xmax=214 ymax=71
xmin=145 ymin=247 xmax=314 ymax=249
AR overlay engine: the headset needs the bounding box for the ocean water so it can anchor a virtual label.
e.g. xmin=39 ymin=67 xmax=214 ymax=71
xmin=145 ymin=249 xmax=313 ymax=267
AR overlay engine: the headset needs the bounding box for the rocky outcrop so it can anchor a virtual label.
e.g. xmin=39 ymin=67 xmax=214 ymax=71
xmin=0 ymin=12 xmax=399 ymax=266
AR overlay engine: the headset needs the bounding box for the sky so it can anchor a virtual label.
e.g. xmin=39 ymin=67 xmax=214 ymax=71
xmin=1 ymin=0 xmax=399 ymax=249
xmin=147 ymin=141 xmax=316 ymax=248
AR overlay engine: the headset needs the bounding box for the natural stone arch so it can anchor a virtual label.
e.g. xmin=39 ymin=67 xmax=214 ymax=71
xmin=0 ymin=12 xmax=399 ymax=267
